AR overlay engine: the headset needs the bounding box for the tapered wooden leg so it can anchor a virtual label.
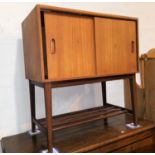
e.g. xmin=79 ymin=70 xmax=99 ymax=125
xmin=129 ymin=75 xmax=138 ymax=126
xmin=44 ymin=83 xmax=53 ymax=153
xmin=101 ymin=82 xmax=108 ymax=125
xmin=29 ymin=80 xmax=36 ymax=132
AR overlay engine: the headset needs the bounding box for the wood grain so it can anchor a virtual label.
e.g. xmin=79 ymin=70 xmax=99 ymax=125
xmin=95 ymin=18 xmax=138 ymax=76
xmin=37 ymin=105 xmax=127 ymax=131
xmin=44 ymin=12 xmax=96 ymax=80
xmin=91 ymin=131 xmax=153 ymax=153
xmin=113 ymin=137 xmax=153 ymax=152
xmin=38 ymin=4 xmax=138 ymax=21
xmin=44 ymin=83 xmax=53 ymax=152
xmin=22 ymin=6 xmax=45 ymax=82
xmin=22 ymin=5 xmax=139 ymax=82
xmin=1 ymin=114 xmax=155 ymax=153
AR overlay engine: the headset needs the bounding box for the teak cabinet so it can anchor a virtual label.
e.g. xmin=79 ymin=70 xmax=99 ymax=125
xmin=22 ymin=4 xmax=139 ymax=153
xmin=22 ymin=5 xmax=138 ymax=82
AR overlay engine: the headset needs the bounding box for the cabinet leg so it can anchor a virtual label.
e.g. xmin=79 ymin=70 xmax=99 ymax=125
xmin=29 ymin=80 xmax=36 ymax=132
xmin=101 ymin=82 xmax=108 ymax=125
xmin=129 ymin=75 xmax=138 ymax=126
xmin=44 ymin=83 xmax=53 ymax=153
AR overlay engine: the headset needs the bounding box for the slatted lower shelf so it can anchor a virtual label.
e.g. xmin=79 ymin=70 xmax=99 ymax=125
xmin=34 ymin=104 xmax=127 ymax=132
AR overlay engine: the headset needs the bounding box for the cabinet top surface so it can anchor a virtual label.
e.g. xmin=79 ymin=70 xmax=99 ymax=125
xmin=35 ymin=4 xmax=138 ymax=21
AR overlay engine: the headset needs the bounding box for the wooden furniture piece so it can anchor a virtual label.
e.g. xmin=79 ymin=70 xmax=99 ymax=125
xmin=22 ymin=4 xmax=139 ymax=152
xmin=1 ymin=114 xmax=155 ymax=153
xmin=125 ymin=49 xmax=155 ymax=121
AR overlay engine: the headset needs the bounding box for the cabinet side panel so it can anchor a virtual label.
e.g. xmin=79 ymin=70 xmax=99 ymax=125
xmin=22 ymin=6 xmax=44 ymax=82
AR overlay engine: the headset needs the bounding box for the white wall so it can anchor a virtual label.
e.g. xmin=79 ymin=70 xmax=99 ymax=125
xmin=0 ymin=2 xmax=155 ymax=139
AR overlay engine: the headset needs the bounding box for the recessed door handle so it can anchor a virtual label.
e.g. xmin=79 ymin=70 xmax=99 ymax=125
xmin=131 ymin=41 xmax=135 ymax=53
xmin=50 ymin=38 xmax=56 ymax=54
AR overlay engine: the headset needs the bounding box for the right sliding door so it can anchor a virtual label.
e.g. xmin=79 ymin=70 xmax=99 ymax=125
xmin=95 ymin=17 xmax=138 ymax=76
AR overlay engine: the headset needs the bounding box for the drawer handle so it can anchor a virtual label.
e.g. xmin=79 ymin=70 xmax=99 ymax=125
xmin=50 ymin=38 xmax=56 ymax=54
xmin=131 ymin=41 xmax=135 ymax=53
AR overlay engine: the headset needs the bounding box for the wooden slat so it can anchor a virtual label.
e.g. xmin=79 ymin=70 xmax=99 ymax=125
xmin=40 ymin=106 xmax=113 ymax=124
xmin=53 ymin=111 xmax=127 ymax=131
xmin=36 ymin=105 xmax=127 ymax=132
xmin=53 ymin=107 xmax=115 ymax=124
xmin=106 ymin=103 xmax=133 ymax=113
xmin=44 ymin=108 xmax=121 ymax=127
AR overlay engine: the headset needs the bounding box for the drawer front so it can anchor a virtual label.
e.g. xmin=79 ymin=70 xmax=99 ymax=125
xmin=90 ymin=130 xmax=152 ymax=153
xmin=113 ymin=137 xmax=153 ymax=153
